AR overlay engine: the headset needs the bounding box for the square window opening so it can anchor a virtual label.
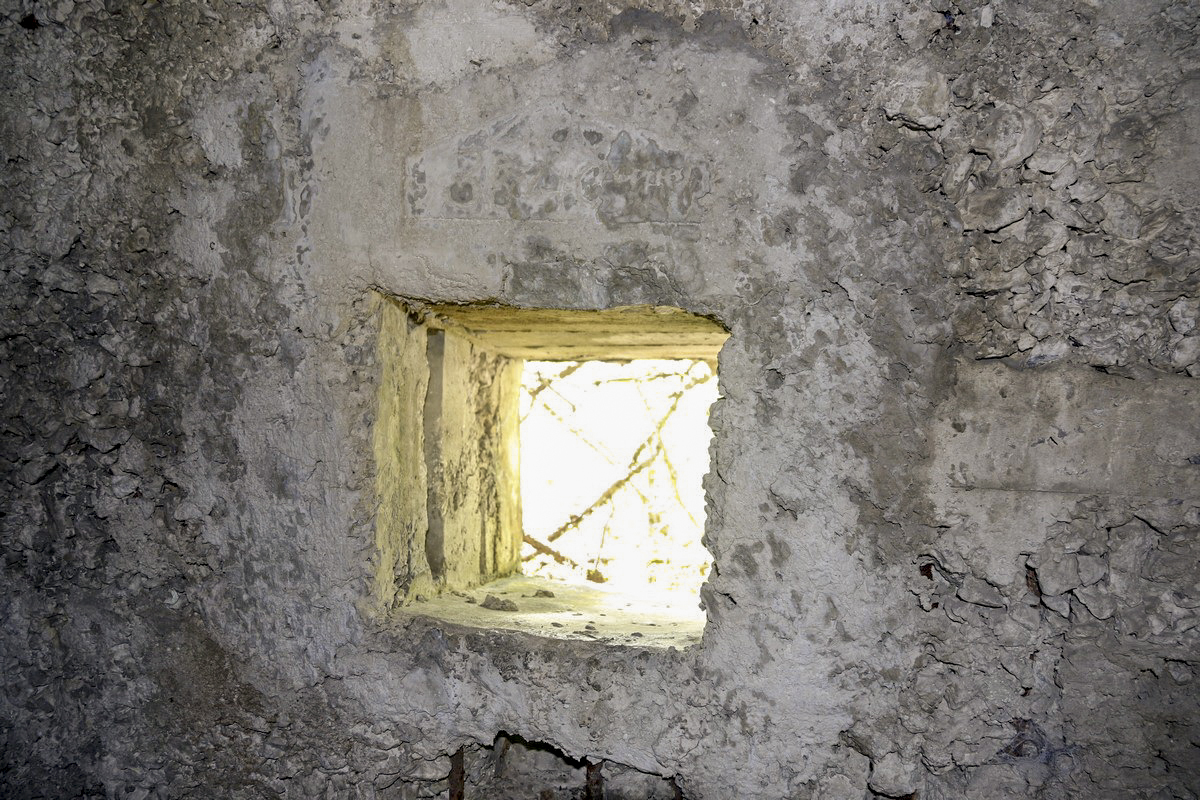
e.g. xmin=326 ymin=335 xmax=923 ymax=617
xmin=372 ymin=295 xmax=728 ymax=643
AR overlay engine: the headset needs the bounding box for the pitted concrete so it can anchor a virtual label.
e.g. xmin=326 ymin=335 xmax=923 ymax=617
xmin=2 ymin=1 xmax=1198 ymax=798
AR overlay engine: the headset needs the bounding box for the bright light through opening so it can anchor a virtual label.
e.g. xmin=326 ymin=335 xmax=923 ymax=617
xmin=519 ymin=359 xmax=718 ymax=601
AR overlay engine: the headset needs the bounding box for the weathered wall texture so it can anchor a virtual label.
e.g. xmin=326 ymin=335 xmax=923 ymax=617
xmin=374 ymin=297 xmax=526 ymax=608
xmin=2 ymin=0 xmax=1198 ymax=797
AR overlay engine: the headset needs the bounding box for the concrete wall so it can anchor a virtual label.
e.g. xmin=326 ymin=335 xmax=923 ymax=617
xmin=375 ymin=295 xmax=434 ymax=607
xmin=424 ymin=322 xmax=523 ymax=591
xmin=1 ymin=1 xmax=1198 ymax=798
xmin=374 ymin=296 xmax=523 ymax=604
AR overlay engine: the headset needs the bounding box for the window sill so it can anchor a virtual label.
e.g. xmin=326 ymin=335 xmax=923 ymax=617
xmin=399 ymin=575 xmax=704 ymax=649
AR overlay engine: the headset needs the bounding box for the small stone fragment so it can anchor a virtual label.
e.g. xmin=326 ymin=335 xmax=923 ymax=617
xmin=1041 ymin=592 xmax=1071 ymax=618
xmin=1074 ymin=585 xmax=1116 ymax=620
xmin=943 ymin=596 xmax=971 ymax=623
xmin=957 ymin=575 xmax=1007 ymax=608
xmin=1024 ymin=314 xmax=1053 ymax=340
xmin=1168 ymin=299 xmax=1198 ymax=334
xmin=1050 ymin=162 xmax=1078 ymax=190
xmin=19 ymin=457 xmax=56 ymax=485
xmin=1068 ymin=179 xmax=1107 ymax=204
xmin=1098 ymin=192 xmax=1142 ymax=239
xmin=1166 ymin=661 xmax=1193 ymax=684
xmin=534 ymin=589 xmax=555 ymax=598
xmin=880 ymin=64 xmax=950 ymax=131
xmin=868 ymin=753 xmax=916 ymax=798
xmin=172 ymin=500 xmax=205 ymax=522
xmin=1029 ymin=216 xmax=1069 ymax=256
xmin=1168 ymin=335 xmax=1200 ymax=371
xmin=1076 ymin=555 xmax=1107 ymax=587
xmin=974 ymin=103 xmax=1043 ymax=170
xmin=941 ymin=153 xmax=975 ymax=200
xmin=959 ymin=188 xmax=1031 ymax=232
xmin=1042 ymin=196 xmax=1088 ymax=229
xmin=480 ymin=594 xmax=519 ymax=612
xmin=1033 ymin=553 xmax=1080 ymax=596
xmin=1027 ymin=148 xmax=1069 ymax=174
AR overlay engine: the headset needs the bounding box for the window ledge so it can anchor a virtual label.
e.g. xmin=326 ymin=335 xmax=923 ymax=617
xmin=399 ymin=575 xmax=704 ymax=648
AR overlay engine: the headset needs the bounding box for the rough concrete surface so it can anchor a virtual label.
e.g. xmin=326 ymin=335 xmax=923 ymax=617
xmin=1 ymin=0 xmax=1198 ymax=798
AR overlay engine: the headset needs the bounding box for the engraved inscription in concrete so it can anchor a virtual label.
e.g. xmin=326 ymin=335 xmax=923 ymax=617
xmin=407 ymin=113 xmax=708 ymax=226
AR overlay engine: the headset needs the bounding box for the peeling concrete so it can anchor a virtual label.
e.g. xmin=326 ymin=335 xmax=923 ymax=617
xmin=2 ymin=0 xmax=1198 ymax=798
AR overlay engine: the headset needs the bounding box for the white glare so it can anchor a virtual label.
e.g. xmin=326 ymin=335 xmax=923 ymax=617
xmin=519 ymin=359 xmax=718 ymax=601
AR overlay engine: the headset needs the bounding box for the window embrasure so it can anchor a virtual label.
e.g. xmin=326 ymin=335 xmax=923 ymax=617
xmin=372 ymin=295 xmax=727 ymax=641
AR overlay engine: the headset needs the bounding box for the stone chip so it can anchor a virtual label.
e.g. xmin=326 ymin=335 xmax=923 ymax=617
xmin=480 ymin=594 xmax=519 ymax=612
